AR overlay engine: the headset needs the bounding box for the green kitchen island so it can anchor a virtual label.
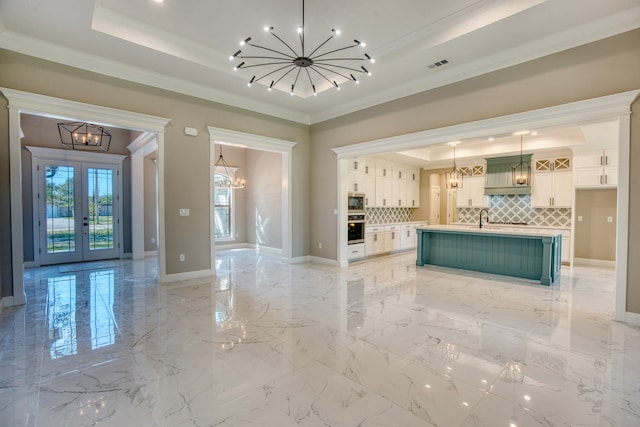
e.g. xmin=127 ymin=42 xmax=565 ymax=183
xmin=416 ymin=225 xmax=562 ymax=285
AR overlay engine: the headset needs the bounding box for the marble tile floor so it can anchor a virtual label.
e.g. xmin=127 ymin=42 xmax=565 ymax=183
xmin=1 ymin=249 xmax=639 ymax=426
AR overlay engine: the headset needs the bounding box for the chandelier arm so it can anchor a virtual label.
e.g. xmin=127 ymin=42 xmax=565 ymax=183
xmin=308 ymin=66 xmax=337 ymax=86
xmin=247 ymin=42 xmax=297 ymax=59
xmin=312 ymin=64 xmax=352 ymax=81
xmin=239 ymin=55 xmax=296 ymax=61
xmin=269 ymin=32 xmax=299 ymax=57
xmin=306 ymin=34 xmax=336 ymax=58
xmin=240 ymin=61 xmax=295 ymax=69
xmin=304 ymin=67 xmax=315 ymax=89
xmin=292 ymin=66 xmax=302 ymax=89
xmin=312 ymin=62 xmax=368 ymax=73
xmin=253 ymin=64 xmax=297 ymax=84
xmin=273 ymin=66 xmax=298 ymax=87
xmin=310 ymin=43 xmax=360 ymax=60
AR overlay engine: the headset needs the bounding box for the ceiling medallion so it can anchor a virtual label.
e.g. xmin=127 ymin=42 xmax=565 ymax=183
xmin=230 ymin=0 xmax=374 ymax=97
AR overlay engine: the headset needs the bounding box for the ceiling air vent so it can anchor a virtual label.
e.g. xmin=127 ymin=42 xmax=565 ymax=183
xmin=428 ymin=59 xmax=449 ymax=69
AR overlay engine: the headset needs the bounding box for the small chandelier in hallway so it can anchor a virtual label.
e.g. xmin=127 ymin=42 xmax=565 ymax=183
xmin=214 ymin=145 xmax=245 ymax=189
xmin=57 ymin=122 xmax=112 ymax=152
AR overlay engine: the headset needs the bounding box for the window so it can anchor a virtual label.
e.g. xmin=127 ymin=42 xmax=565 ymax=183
xmin=214 ymin=173 xmax=233 ymax=240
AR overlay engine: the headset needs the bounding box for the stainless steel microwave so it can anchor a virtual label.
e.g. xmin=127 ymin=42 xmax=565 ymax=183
xmin=348 ymin=192 xmax=365 ymax=213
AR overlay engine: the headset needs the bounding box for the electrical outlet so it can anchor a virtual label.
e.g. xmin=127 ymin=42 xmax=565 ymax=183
xmin=607 ymin=216 xmax=613 ymax=223
xmin=179 ymin=208 xmax=190 ymax=216
xmin=179 ymin=254 xmax=185 ymax=262
xmin=318 ymin=242 xmax=322 ymax=249
xmin=151 ymin=237 xmax=156 ymax=243
xmin=577 ymin=216 xmax=583 ymax=222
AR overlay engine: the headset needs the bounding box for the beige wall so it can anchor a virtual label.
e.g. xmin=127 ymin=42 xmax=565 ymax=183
xmin=0 ymin=48 xmax=310 ymax=292
xmin=309 ymin=29 xmax=640 ymax=312
xmin=574 ymin=189 xmax=617 ymax=261
xmin=143 ymin=156 xmax=157 ymax=252
xmin=245 ymin=149 xmax=283 ymax=249
xmin=1 ymin=28 xmax=639 ymax=315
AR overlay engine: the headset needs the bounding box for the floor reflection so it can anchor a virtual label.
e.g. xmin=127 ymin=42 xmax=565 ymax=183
xmin=46 ymin=269 xmax=117 ymax=360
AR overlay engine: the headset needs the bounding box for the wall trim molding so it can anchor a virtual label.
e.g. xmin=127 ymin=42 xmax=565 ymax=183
xmin=208 ymin=126 xmax=298 ymax=274
xmin=289 ymin=255 xmax=311 ymax=264
xmin=162 ymin=269 xmax=214 ymax=283
xmin=624 ymin=312 xmax=640 ymax=327
xmin=332 ymin=90 xmax=640 ymax=159
xmin=333 ymin=89 xmax=640 ymax=325
xmin=144 ymin=250 xmax=158 ymax=257
xmin=309 ymin=256 xmax=341 ymax=267
xmin=0 ymin=87 xmax=171 ymax=305
xmin=573 ymin=258 xmax=616 ymax=268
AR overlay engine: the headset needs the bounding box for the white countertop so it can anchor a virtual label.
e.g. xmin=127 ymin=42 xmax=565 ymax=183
xmin=452 ymin=222 xmax=570 ymax=231
xmin=418 ymin=224 xmax=563 ymax=238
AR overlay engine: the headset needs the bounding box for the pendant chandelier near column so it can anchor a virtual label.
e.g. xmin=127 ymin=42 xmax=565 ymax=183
xmin=230 ymin=0 xmax=374 ymax=97
xmin=512 ymin=134 xmax=531 ymax=186
xmin=446 ymin=143 xmax=463 ymax=189
xmin=57 ymin=122 xmax=112 ymax=152
xmin=214 ymin=146 xmax=245 ymax=189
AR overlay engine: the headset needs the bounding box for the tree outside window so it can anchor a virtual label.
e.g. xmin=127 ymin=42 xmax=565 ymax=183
xmin=214 ymin=173 xmax=233 ymax=239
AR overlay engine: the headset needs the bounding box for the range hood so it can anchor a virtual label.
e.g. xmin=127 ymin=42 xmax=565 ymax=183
xmin=484 ymin=155 xmax=532 ymax=196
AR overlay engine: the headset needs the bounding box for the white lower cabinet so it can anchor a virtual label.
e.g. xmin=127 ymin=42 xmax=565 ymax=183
xmin=365 ymin=226 xmax=385 ymax=256
xmin=401 ymin=224 xmax=416 ymax=249
xmin=346 ymin=243 xmax=365 ymax=260
xmin=384 ymin=225 xmax=402 ymax=252
xmin=364 ymin=222 xmax=425 ymax=256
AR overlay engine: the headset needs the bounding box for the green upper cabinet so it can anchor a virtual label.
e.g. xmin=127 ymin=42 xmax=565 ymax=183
xmin=484 ymin=155 xmax=532 ymax=195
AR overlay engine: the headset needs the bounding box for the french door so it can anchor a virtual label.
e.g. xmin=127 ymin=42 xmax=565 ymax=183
xmin=35 ymin=156 xmax=121 ymax=266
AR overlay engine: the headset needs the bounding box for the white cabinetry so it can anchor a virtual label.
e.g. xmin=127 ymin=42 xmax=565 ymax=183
xmin=574 ymin=148 xmax=617 ymax=187
xmin=365 ymin=225 xmax=385 ymax=256
xmin=384 ymin=224 xmax=402 ymax=252
xmin=531 ymin=157 xmax=572 ymax=208
xmin=455 ymin=164 xmax=487 ymax=208
xmin=401 ymin=224 xmax=417 ymax=249
xmin=347 ymin=158 xmax=421 ymax=208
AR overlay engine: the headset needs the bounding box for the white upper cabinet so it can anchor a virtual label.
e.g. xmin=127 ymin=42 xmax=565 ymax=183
xmin=574 ymin=148 xmax=618 ymax=187
xmin=347 ymin=157 xmax=421 ymax=208
xmin=531 ymin=156 xmax=572 ymax=208
xmin=455 ymin=163 xmax=487 ymax=208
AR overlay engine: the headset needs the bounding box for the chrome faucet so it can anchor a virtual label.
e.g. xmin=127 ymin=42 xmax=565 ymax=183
xmin=479 ymin=208 xmax=489 ymax=228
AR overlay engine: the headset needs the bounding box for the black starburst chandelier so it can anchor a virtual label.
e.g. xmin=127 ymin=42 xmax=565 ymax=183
xmin=230 ymin=0 xmax=374 ymax=97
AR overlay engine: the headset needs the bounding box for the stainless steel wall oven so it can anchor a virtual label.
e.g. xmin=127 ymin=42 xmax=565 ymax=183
xmin=347 ymin=214 xmax=365 ymax=245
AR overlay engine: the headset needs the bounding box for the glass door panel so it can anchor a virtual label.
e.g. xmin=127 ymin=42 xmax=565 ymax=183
xmin=40 ymin=161 xmax=83 ymax=265
xmin=38 ymin=159 xmax=120 ymax=265
xmin=83 ymin=164 xmax=119 ymax=261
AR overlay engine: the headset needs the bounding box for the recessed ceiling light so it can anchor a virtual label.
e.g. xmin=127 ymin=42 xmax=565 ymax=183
xmin=531 ymin=131 xmax=538 ymax=136
xmin=153 ymin=0 xmax=164 ymax=4
xmin=488 ymin=137 xmax=495 ymax=141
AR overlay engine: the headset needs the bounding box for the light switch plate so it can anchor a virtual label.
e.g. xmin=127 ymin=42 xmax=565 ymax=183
xmin=607 ymin=216 xmax=613 ymax=223
xmin=180 ymin=208 xmax=190 ymax=216
xmin=578 ymin=215 xmax=583 ymax=222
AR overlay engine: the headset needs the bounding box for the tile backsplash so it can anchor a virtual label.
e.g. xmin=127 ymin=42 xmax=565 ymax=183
xmin=365 ymin=207 xmax=413 ymax=224
xmin=457 ymin=195 xmax=571 ymax=228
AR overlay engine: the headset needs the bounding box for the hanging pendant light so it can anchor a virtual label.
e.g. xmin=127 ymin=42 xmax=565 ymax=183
xmin=512 ymin=134 xmax=531 ymax=186
xmin=214 ymin=145 xmax=245 ymax=189
xmin=446 ymin=142 xmax=463 ymax=189
xmin=57 ymin=122 xmax=112 ymax=152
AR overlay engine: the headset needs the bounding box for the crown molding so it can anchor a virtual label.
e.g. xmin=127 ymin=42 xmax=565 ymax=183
xmin=207 ymin=126 xmax=297 ymax=154
xmin=312 ymin=5 xmax=640 ymax=124
xmin=0 ymin=31 xmax=312 ymax=125
xmin=333 ymin=90 xmax=640 ymax=159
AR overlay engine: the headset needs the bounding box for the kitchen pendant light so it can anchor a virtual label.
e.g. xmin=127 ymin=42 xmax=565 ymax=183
xmin=214 ymin=145 xmax=245 ymax=189
xmin=512 ymin=135 xmax=531 ymax=186
xmin=446 ymin=143 xmax=463 ymax=189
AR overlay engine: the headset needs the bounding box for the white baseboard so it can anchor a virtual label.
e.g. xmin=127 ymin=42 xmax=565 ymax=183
xmin=289 ymin=255 xmax=311 ymax=264
xmin=160 ymin=269 xmax=214 ymax=283
xmin=144 ymin=250 xmax=157 ymax=257
xmin=23 ymin=261 xmax=36 ymax=268
xmin=215 ymin=242 xmax=252 ymax=252
xmin=625 ymin=312 xmax=640 ymax=327
xmin=255 ymin=245 xmax=283 ymax=257
xmin=309 ymin=256 xmax=341 ymax=267
xmin=573 ymin=258 xmax=616 ymax=268
xmin=0 ymin=296 xmax=15 ymax=310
